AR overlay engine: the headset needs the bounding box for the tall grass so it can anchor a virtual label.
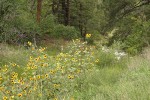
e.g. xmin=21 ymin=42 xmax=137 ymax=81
xmin=0 ymin=42 xmax=150 ymax=100
xmin=0 ymin=43 xmax=30 ymax=66
xmin=91 ymin=48 xmax=150 ymax=100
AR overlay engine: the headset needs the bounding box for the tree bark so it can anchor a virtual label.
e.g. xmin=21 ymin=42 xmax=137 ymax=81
xmin=61 ymin=0 xmax=66 ymax=25
xmin=52 ymin=0 xmax=58 ymax=15
xmin=66 ymin=0 xmax=70 ymax=25
xmin=79 ymin=3 xmax=83 ymax=37
xmin=37 ymin=0 xmax=42 ymax=23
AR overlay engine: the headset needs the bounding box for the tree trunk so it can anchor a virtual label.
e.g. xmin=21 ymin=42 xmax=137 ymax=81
xmin=83 ymin=26 xmax=87 ymax=41
xmin=61 ymin=0 xmax=66 ymax=25
xmin=52 ymin=0 xmax=55 ymax=14
xmin=66 ymin=0 xmax=70 ymax=25
xmin=37 ymin=0 xmax=42 ymax=23
xmin=35 ymin=0 xmax=42 ymax=47
xmin=52 ymin=0 xmax=58 ymax=15
xmin=79 ymin=3 xmax=83 ymax=37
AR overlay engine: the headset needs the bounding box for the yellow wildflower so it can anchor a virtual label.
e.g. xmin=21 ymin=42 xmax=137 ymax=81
xmin=27 ymin=67 xmax=30 ymax=70
xmin=10 ymin=96 xmax=14 ymax=99
xmin=15 ymin=73 xmax=18 ymax=77
xmin=50 ymin=70 xmax=55 ymax=74
xmin=6 ymin=91 xmax=10 ymax=94
xmin=30 ymin=77 xmax=33 ymax=81
xmin=45 ymin=63 xmax=48 ymax=67
xmin=43 ymin=54 xmax=47 ymax=58
xmin=23 ymin=90 xmax=27 ymax=94
xmin=31 ymin=66 xmax=34 ymax=69
xmin=30 ymin=56 xmax=33 ymax=60
xmin=34 ymin=87 xmax=37 ymax=91
xmin=37 ymin=75 xmax=41 ymax=79
xmin=41 ymin=63 xmax=44 ymax=67
xmin=54 ymin=98 xmax=58 ymax=100
xmin=72 ymin=58 xmax=75 ymax=62
xmin=12 ymin=63 xmax=17 ymax=67
xmin=35 ymin=57 xmax=39 ymax=61
xmin=77 ymin=69 xmax=81 ymax=74
xmin=3 ymin=68 xmax=7 ymax=72
xmin=28 ymin=90 xmax=32 ymax=93
xmin=11 ymin=80 xmax=15 ymax=84
xmin=0 ymin=76 xmax=3 ymax=81
xmin=21 ymin=81 xmax=24 ymax=85
xmin=70 ymin=97 xmax=75 ymax=100
xmin=18 ymin=93 xmax=22 ymax=97
xmin=53 ymin=84 xmax=60 ymax=88
xmin=95 ymin=59 xmax=99 ymax=63
xmin=68 ymin=75 xmax=74 ymax=79
xmin=53 ymin=98 xmax=58 ymax=100
xmin=28 ymin=41 xmax=32 ymax=46
xmin=38 ymin=93 xmax=42 ymax=97
xmin=3 ymin=96 xmax=7 ymax=100
xmin=39 ymin=47 xmax=46 ymax=52
xmin=18 ymin=80 xmax=21 ymax=83
xmin=45 ymin=74 xmax=48 ymax=78
xmin=86 ymin=33 xmax=91 ymax=38
xmin=0 ymin=87 xmax=4 ymax=91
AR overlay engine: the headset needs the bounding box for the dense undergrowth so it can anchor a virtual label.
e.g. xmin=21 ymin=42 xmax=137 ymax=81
xmin=0 ymin=40 xmax=150 ymax=100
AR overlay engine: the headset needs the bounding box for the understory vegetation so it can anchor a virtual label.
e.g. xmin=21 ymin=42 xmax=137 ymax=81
xmin=1 ymin=0 xmax=150 ymax=54
xmin=1 ymin=0 xmax=150 ymax=100
xmin=0 ymin=40 xmax=150 ymax=100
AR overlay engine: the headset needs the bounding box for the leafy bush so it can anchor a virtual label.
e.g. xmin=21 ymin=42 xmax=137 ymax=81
xmin=0 ymin=0 xmax=41 ymax=44
xmin=109 ymin=16 xmax=150 ymax=55
xmin=51 ymin=25 xmax=80 ymax=40
xmin=123 ymin=19 xmax=150 ymax=55
xmin=40 ymin=15 xmax=55 ymax=34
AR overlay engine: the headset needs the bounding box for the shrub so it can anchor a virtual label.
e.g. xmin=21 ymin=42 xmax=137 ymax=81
xmin=52 ymin=25 xmax=80 ymax=40
xmin=40 ymin=15 xmax=55 ymax=34
xmin=107 ymin=16 xmax=150 ymax=55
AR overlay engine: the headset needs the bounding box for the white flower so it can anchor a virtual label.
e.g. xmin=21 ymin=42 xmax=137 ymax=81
xmin=117 ymin=56 xmax=121 ymax=60
xmin=114 ymin=51 xmax=126 ymax=60
xmin=102 ymin=46 xmax=109 ymax=52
